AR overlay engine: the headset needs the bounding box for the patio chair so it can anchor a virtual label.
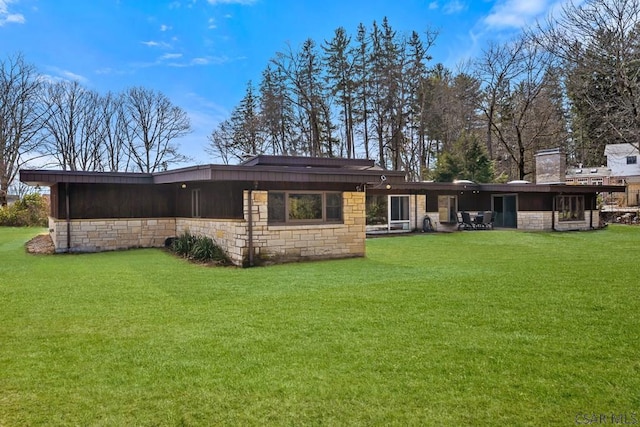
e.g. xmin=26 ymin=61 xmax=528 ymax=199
xmin=481 ymin=211 xmax=494 ymax=229
xmin=461 ymin=211 xmax=475 ymax=230
xmin=456 ymin=211 xmax=465 ymax=230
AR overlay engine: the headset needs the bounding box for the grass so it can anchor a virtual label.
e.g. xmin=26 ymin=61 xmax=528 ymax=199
xmin=1 ymin=226 xmax=639 ymax=426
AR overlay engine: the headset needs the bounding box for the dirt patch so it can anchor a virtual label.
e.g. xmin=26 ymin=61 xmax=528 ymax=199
xmin=25 ymin=234 xmax=55 ymax=254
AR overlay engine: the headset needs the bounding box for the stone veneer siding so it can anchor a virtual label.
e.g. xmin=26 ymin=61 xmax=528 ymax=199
xmin=178 ymin=191 xmax=366 ymax=266
xmin=518 ymin=210 xmax=600 ymax=231
xmin=49 ymin=190 xmax=366 ymax=267
xmin=48 ymin=217 xmax=176 ymax=253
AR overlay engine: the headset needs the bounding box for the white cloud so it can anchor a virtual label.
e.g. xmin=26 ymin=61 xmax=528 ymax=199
xmin=161 ymin=53 xmax=183 ymax=60
xmin=484 ymin=0 xmax=550 ymax=29
xmin=40 ymin=68 xmax=89 ymax=85
xmin=208 ymin=17 xmax=217 ymax=29
xmin=443 ymin=0 xmax=466 ymax=14
xmin=160 ymin=24 xmax=172 ymax=31
xmin=141 ymin=40 xmax=172 ymax=48
xmin=206 ymin=0 xmax=256 ymax=5
xmin=0 ymin=0 xmax=25 ymax=25
xmin=428 ymin=1 xmax=438 ymax=10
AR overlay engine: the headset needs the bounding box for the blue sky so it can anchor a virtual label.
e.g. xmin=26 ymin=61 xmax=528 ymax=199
xmin=1 ymin=0 xmax=572 ymax=165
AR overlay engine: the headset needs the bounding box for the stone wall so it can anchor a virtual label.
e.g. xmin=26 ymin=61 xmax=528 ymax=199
xmin=518 ymin=210 xmax=600 ymax=231
xmin=174 ymin=191 xmax=366 ymax=266
xmin=251 ymin=191 xmax=366 ymax=264
xmin=47 ymin=191 xmax=367 ymax=266
xmin=49 ymin=217 xmax=176 ymax=253
xmin=175 ymin=218 xmax=246 ymax=266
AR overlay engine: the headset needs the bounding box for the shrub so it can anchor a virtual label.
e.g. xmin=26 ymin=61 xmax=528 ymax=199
xmin=170 ymin=232 xmax=229 ymax=264
xmin=0 ymin=193 xmax=49 ymax=227
xmin=190 ymin=236 xmax=221 ymax=262
xmin=170 ymin=231 xmax=197 ymax=257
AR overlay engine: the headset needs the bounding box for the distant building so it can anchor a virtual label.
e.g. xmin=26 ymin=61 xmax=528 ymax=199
xmin=604 ymin=143 xmax=640 ymax=206
xmin=564 ymin=143 xmax=640 ymax=207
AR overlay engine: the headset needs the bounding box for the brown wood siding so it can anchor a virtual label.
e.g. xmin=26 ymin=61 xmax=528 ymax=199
xmin=50 ymin=184 xmax=59 ymax=218
xmin=517 ymin=193 xmax=552 ymax=211
xmin=58 ymin=183 xmax=175 ymax=219
xmin=175 ymin=182 xmax=244 ymax=219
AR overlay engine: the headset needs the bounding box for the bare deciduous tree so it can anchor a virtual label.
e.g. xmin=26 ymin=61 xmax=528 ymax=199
xmin=536 ymin=0 xmax=640 ymax=159
xmin=41 ymin=80 xmax=104 ymax=171
xmin=123 ymin=87 xmax=191 ymax=172
xmin=0 ymin=53 xmax=44 ymax=206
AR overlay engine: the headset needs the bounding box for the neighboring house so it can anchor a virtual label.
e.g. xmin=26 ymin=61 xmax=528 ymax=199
xmin=20 ymin=152 xmax=623 ymax=267
xmin=604 ymin=143 xmax=640 ymax=206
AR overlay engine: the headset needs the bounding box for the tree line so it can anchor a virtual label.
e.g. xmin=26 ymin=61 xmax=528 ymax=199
xmin=3 ymin=0 xmax=640 ymax=207
xmin=208 ymin=0 xmax=640 ymax=182
xmin=0 ymin=54 xmax=191 ymax=206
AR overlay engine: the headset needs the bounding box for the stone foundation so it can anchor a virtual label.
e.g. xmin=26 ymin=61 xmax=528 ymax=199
xmin=518 ymin=210 xmax=601 ymax=231
xmin=49 ymin=217 xmax=176 ymax=253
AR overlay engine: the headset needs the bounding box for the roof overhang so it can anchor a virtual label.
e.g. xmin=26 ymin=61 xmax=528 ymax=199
xmin=20 ymin=156 xmax=406 ymax=188
xmin=19 ymin=169 xmax=154 ymax=187
xmin=376 ymin=182 xmax=625 ymax=193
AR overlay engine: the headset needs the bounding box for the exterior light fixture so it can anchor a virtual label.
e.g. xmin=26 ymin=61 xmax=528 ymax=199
xmin=180 ymin=183 xmax=187 ymax=189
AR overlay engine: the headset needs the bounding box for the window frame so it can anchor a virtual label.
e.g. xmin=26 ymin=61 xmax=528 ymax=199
xmin=268 ymin=191 xmax=343 ymax=225
xmin=438 ymin=195 xmax=458 ymax=224
xmin=557 ymin=195 xmax=585 ymax=222
xmin=626 ymin=155 xmax=637 ymax=165
xmin=389 ymin=195 xmax=410 ymax=231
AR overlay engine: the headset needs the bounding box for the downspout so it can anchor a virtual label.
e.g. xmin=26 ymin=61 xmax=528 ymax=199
xmin=414 ymin=192 xmax=418 ymax=231
xmin=247 ymin=189 xmax=254 ymax=267
xmin=552 ymin=194 xmax=556 ymax=231
xmin=65 ymin=182 xmax=71 ymax=252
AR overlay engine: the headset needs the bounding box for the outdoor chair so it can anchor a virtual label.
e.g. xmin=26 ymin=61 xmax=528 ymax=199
xmin=481 ymin=210 xmax=494 ymax=229
xmin=456 ymin=211 xmax=465 ymax=230
xmin=461 ymin=211 xmax=476 ymax=230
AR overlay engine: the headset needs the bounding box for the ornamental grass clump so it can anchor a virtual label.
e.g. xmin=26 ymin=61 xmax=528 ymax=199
xmin=170 ymin=232 xmax=229 ymax=264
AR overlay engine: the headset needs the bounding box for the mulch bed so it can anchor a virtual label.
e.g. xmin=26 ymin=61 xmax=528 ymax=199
xmin=25 ymin=234 xmax=55 ymax=254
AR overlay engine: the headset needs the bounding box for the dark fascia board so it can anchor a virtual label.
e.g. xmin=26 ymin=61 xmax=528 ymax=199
xmin=153 ymin=164 xmax=405 ymax=185
xmin=383 ymin=182 xmax=625 ymax=193
xmin=240 ymin=155 xmax=377 ymax=169
xmin=20 ymin=169 xmax=153 ymax=186
xmin=21 ymin=164 xmax=405 ymax=187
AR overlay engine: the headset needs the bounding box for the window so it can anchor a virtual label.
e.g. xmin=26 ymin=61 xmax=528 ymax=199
xmin=627 ymin=156 xmax=637 ymax=165
xmin=390 ymin=195 xmax=410 ymax=230
xmin=191 ymin=188 xmax=200 ymax=218
xmin=438 ymin=195 xmax=457 ymax=223
xmin=268 ymin=191 xmax=342 ymax=224
xmin=557 ymin=195 xmax=584 ymax=221
xmin=366 ymin=195 xmax=387 ymax=226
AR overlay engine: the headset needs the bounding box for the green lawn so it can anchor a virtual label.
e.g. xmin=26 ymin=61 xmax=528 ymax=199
xmin=1 ymin=226 xmax=639 ymax=426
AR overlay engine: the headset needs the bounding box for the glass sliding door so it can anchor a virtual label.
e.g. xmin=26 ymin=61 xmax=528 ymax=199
xmin=492 ymin=195 xmax=517 ymax=228
xmin=366 ymin=194 xmax=410 ymax=232
xmin=389 ymin=195 xmax=410 ymax=231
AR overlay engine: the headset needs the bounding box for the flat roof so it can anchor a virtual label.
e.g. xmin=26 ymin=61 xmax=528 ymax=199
xmin=20 ymin=155 xmax=406 ymax=187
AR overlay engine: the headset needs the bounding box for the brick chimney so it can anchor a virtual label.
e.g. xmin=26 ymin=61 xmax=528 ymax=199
xmin=535 ymin=148 xmax=566 ymax=184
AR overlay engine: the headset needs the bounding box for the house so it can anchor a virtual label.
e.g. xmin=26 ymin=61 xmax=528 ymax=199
xmin=20 ymin=156 xmax=406 ymax=266
xmin=20 ymin=152 xmax=623 ymax=267
xmin=603 ymin=143 xmax=640 ymax=206
xmin=365 ymin=148 xmax=623 ymax=233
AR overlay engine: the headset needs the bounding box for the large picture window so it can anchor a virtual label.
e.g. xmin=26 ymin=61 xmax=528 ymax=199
xmin=268 ymin=191 xmax=343 ymax=224
xmin=557 ymin=195 xmax=585 ymax=221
